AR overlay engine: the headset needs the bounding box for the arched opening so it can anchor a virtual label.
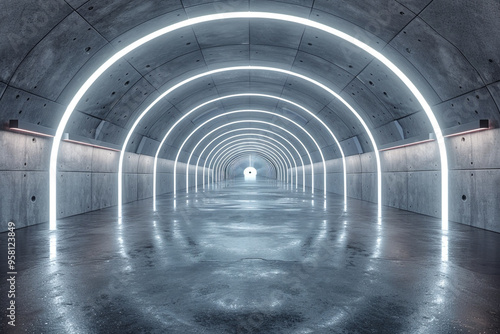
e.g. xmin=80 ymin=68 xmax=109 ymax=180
xmin=243 ymin=167 xmax=257 ymax=180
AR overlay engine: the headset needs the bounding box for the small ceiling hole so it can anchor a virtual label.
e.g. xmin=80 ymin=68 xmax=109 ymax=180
xmin=31 ymin=196 xmax=36 ymax=202
xmin=85 ymin=47 xmax=91 ymax=52
xmin=88 ymin=6 xmax=94 ymax=10
xmin=488 ymin=59 xmax=493 ymax=63
xmin=124 ymin=81 xmax=130 ymax=86
xmin=462 ymin=195 xmax=467 ymax=201
xmin=307 ymin=43 xmax=312 ymax=46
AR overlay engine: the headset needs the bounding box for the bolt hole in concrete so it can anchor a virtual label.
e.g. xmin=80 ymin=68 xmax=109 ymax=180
xmin=462 ymin=195 xmax=467 ymax=201
xmin=31 ymin=196 xmax=36 ymax=202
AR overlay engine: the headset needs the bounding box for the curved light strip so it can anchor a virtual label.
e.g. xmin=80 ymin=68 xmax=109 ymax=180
xmin=172 ymin=119 xmax=314 ymax=197
xmin=221 ymin=147 xmax=288 ymax=183
xmin=225 ymin=152 xmax=278 ymax=180
xmin=189 ymin=127 xmax=296 ymax=190
xmin=226 ymin=154 xmax=275 ymax=179
xmin=210 ymin=140 xmax=292 ymax=185
xmin=205 ymin=141 xmax=289 ymax=184
xmin=196 ymin=133 xmax=298 ymax=192
xmin=49 ymin=12 xmax=447 ymax=230
xmin=176 ymin=109 xmax=325 ymax=195
xmin=215 ymin=147 xmax=283 ymax=182
xmin=173 ymin=93 xmax=346 ymax=201
xmin=215 ymin=147 xmax=285 ymax=183
xmin=223 ymin=150 xmax=281 ymax=181
xmin=212 ymin=144 xmax=286 ymax=183
xmin=197 ymin=128 xmax=305 ymax=195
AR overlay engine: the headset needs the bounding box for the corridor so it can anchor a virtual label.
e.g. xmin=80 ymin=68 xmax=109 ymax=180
xmin=2 ymin=178 xmax=499 ymax=333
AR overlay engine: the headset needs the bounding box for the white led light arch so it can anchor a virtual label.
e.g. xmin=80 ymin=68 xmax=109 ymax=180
xmin=194 ymin=120 xmax=312 ymax=196
xmin=229 ymin=152 xmax=278 ymax=179
xmin=212 ymin=144 xmax=286 ymax=183
xmin=196 ymin=133 xmax=298 ymax=191
xmin=214 ymin=147 xmax=283 ymax=183
xmin=209 ymin=140 xmax=292 ymax=185
xmin=184 ymin=109 xmax=312 ymax=191
xmin=215 ymin=147 xmax=285 ymax=183
xmin=197 ymin=128 xmax=306 ymax=194
xmin=225 ymin=153 xmax=278 ymax=181
xmin=218 ymin=146 xmax=288 ymax=183
xmin=169 ymin=93 xmax=347 ymax=201
xmin=49 ymin=12 xmax=448 ymax=230
xmin=171 ymin=119 xmax=315 ymax=197
xmin=176 ymin=109 xmax=326 ymax=197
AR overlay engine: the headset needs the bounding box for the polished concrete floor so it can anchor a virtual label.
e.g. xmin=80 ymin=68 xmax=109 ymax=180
xmin=1 ymin=177 xmax=500 ymax=333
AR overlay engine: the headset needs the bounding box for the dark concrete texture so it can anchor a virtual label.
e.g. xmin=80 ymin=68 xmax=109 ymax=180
xmin=1 ymin=177 xmax=499 ymax=333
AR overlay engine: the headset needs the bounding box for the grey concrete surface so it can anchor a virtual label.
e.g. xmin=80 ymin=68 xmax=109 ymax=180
xmin=0 ymin=177 xmax=498 ymax=333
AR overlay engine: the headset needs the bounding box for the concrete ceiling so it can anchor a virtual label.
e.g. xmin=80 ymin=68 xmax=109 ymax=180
xmin=1 ymin=0 xmax=499 ymax=162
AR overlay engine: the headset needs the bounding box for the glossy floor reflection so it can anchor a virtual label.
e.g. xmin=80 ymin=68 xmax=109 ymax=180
xmin=1 ymin=178 xmax=500 ymax=333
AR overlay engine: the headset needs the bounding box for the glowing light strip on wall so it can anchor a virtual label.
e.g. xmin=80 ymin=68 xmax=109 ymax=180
xmin=198 ymin=128 xmax=305 ymax=193
xmin=50 ymin=12 xmax=446 ymax=230
xmin=184 ymin=109 xmax=318 ymax=193
xmin=196 ymin=133 xmax=298 ymax=191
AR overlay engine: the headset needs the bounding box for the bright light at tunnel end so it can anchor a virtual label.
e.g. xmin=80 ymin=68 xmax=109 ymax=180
xmin=49 ymin=11 xmax=448 ymax=231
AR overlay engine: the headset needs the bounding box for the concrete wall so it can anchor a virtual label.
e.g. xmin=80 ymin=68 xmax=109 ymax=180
xmin=2 ymin=128 xmax=499 ymax=234
xmin=0 ymin=130 xmax=206 ymax=232
xmin=294 ymin=128 xmax=500 ymax=233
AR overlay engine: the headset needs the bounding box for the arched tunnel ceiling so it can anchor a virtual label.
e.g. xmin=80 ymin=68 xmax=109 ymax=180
xmin=1 ymin=0 xmax=500 ymax=161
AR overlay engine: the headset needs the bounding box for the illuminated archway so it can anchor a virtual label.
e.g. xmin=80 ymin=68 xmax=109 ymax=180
xmin=49 ymin=12 xmax=448 ymax=231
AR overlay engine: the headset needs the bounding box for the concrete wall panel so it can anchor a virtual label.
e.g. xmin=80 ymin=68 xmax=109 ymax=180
xmin=57 ymin=172 xmax=92 ymax=218
xmin=407 ymin=171 xmax=440 ymax=218
xmin=0 ymin=172 xmax=26 ymax=230
xmin=122 ymin=173 xmax=138 ymax=204
xmin=382 ymin=172 xmax=408 ymax=210
xmin=91 ymin=173 xmax=117 ymax=211
xmin=58 ymin=141 xmax=93 ymax=172
xmin=471 ymin=170 xmax=500 ymax=233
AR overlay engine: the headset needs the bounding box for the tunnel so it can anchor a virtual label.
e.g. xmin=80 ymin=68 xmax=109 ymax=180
xmin=1 ymin=0 xmax=500 ymax=332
